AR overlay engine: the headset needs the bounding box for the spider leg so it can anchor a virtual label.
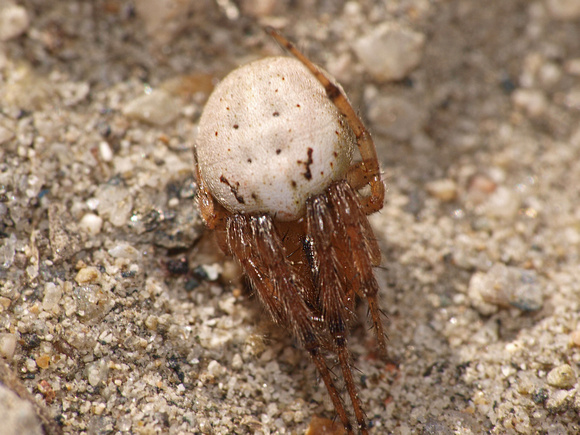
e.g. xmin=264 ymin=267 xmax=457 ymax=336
xmin=307 ymin=184 xmax=378 ymax=435
xmin=327 ymin=181 xmax=388 ymax=358
xmin=265 ymin=26 xmax=384 ymax=215
xmin=226 ymin=214 xmax=355 ymax=435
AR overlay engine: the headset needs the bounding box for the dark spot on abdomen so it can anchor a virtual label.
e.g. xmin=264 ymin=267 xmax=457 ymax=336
xmin=297 ymin=148 xmax=313 ymax=180
xmin=220 ymin=175 xmax=245 ymax=204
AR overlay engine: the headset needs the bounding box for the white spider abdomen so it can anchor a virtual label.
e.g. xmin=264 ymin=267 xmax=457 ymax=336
xmin=196 ymin=56 xmax=355 ymax=221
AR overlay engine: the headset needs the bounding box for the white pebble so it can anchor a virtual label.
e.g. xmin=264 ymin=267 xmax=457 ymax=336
xmin=207 ymin=360 xmax=225 ymax=377
xmin=75 ymin=266 xmax=101 ymax=284
xmin=99 ymin=141 xmax=113 ymax=162
xmin=0 ymin=333 xmax=17 ymax=360
xmin=79 ymin=213 xmax=103 ymax=235
xmin=0 ymin=4 xmax=29 ymax=41
xmin=484 ymin=186 xmax=521 ymax=220
xmin=201 ymin=263 xmax=222 ymax=281
xmin=42 ymin=282 xmax=62 ymax=312
xmin=468 ymin=263 xmax=543 ymax=315
xmin=86 ymin=360 xmax=109 ymax=387
xmin=123 ymin=89 xmax=182 ymax=126
xmin=353 ymin=22 xmax=425 ymax=82
xmin=512 ymin=88 xmax=548 ymax=118
xmin=425 ymin=179 xmax=458 ymax=202
xmin=108 ymin=242 xmax=140 ymax=260
xmin=0 ymin=383 xmax=43 ymax=435
xmin=547 ymin=364 xmax=577 ymax=389
xmin=231 ymin=353 xmax=243 ymax=370
xmin=96 ymin=184 xmax=133 ymax=227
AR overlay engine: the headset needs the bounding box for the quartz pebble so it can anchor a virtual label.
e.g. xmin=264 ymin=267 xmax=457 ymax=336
xmin=86 ymin=360 xmax=109 ymax=387
xmin=0 ymin=384 xmax=42 ymax=435
xmin=75 ymin=267 xmax=101 ymax=284
xmin=512 ymin=88 xmax=548 ymax=117
xmin=425 ymin=179 xmax=458 ymax=202
xmin=547 ymin=364 xmax=577 ymax=389
xmin=42 ymin=282 xmax=62 ymax=312
xmin=0 ymin=333 xmax=17 ymax=360
xmin=123 ymin=89 xmax=183 ymax=126
xmin=108 ymin=242 xmax=140 ymax=260
xmin=0 ymin=4 xmax=29 ymax=41
xmin=353 ymin=22 xmax=425 ymax=82
xmin=367 ymin=96 xmax=424 ymax=141
xmin=468 ymin=263 xmax=543 ymax=315
xmin=79 ymin=213 xmax=103 ymax=236
xmin=96 ymin=183 xmax=133 ymax=227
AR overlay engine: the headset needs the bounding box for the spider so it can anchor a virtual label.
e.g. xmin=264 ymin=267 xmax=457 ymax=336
xmin=194 ymin=27 xmax=386 ymax=434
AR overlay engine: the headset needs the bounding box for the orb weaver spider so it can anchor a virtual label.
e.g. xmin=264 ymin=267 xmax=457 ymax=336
xmin=194 ymin=27 xmax=387 ymax=434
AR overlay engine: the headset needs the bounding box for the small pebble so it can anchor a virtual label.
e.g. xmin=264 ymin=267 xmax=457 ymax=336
xmin=231 ymin=353 xmax=243 ymax=370
xmin=36 ymin=354 xmax=50 ymax=370
xmin=96 ymin=184 xmax=133 ymax=227
xmin=0 ymin=384 xmax=43 ymax=435
xmin=122 ymin=89 xmax=183 ymax=126
xmin=353 ymin=22 xmax=425 ymax=82
xmin=207 ymin=360 xmax=225 ymax=377
xmin=86 ymin=360 xmax=109 ymax=387
xmin=547 ymin=364 xmax=576 ymax=389
xmin=79 ymin=213 xmax=103 ymax=236
xmin=201 ymin=263 xmax=222 ymax=281
xmin=75 ymin=267 xmax=101 ymax=284
xmin=512 ymin=88 xmax=548 ymax=117
xmin=0 ymin=4 xmax=29 ymax=41
xmin=0 ymin=333 xmax=17 ymax=360
xmin=484 ymin=186 xmax=521 ymax=220
xmin=366 ymin=96 xmax=424 ymax=141
xmin=108 ymin=243 xmax=140 ymax=260
xmin=74 ymin=285 xmax=115 ymax=321
xmin=569 ymin=330 xmax=580 ymax=347
xmin=468 ymin=263 xmax=543 ymax=315
xmin=99 ymin=141 xmax=113 ymax=162
xmin=42 ymin=282 xmax=62 ymax=312
xmin=425 ymin=179 xmax=458 ymax=202
xmin=546 ymin=389 xmax=572 ymax=411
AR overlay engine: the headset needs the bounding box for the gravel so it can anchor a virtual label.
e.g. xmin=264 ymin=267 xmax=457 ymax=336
xmin=1 ymin=0 xmax=580 ymax=434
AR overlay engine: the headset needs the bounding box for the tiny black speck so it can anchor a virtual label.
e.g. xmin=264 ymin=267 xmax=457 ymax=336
xmin=276 ymin=149 xmax=281 ymax=155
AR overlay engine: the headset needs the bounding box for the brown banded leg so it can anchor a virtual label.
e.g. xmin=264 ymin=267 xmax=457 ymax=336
xmin=307 ymin=187 xmax=371 ymax=435
xmin=226 ymin=214 xmax=355 ymax=434
xmin=265 ymin=26 xmax=385 ymax=214
xmin=327 ymin=181 xmax=388 ymax=358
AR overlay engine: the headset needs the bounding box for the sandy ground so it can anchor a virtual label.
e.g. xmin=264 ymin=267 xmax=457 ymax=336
xmin=1 ymin=0 xmax=580 ymax=434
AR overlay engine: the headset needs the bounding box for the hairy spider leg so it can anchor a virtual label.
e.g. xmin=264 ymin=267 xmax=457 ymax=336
xmin=265 ymin=26 xmax=385 ymax=215
xmin=307 ymin=180 xmax=387 ymax=435
xmin=226 ymin=214 xmax=356 ymax=434
xmin=326 ymin=182 xmax=387 ymax=357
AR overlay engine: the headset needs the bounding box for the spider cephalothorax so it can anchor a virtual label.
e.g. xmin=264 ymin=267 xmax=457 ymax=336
xmin=194 ymin=27 xmax=386 ymax=434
